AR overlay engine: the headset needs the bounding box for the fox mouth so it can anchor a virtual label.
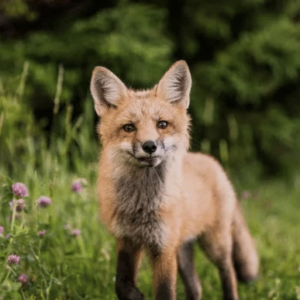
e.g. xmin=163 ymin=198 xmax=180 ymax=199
xmin=127 ymin=152 xmax=161 ymax=167
xmin=138 ymin=156 xmax=161 ymax=167
xmin=138 ymin=156 xmax=159 ymax=164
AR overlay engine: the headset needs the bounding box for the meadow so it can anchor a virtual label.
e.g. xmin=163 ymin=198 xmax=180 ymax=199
xmin=1 ymin=75 xmax=300 ymax=300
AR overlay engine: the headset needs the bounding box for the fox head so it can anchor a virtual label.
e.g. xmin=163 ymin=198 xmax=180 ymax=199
xmin=90 ymin=61 xmax=191 ymax=168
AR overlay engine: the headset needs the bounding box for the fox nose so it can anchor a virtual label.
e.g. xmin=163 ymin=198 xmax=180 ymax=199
xmin=142 ymin=140 xmax=157 ymax=154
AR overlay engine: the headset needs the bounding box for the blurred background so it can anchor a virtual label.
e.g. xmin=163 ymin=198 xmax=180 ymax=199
xmin=1 ymin=0 xmax=300 ymax=179
xmin=1 ymin=1 xmax=300 ymax=299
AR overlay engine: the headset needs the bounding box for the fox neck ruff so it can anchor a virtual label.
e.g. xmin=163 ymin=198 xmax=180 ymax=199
xmin=109 ymin=153 xmax=183 ymax=248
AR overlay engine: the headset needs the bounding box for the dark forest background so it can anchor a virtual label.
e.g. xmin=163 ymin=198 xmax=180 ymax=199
xmin=1 ymin=2 xmax=300 ymax=299
xmin=1 ymin=0 xmax=300 ymax=178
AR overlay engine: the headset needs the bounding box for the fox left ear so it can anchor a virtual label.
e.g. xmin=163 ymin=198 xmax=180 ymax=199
xmin=90 ymin=66 xmax=127 ymax=116
xmin=156 ymin=60 xmax=192 ymax=109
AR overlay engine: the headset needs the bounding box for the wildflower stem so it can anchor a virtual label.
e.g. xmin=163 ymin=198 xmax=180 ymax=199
xmin=46 ymin=279 xmax=52 ymax=300
xmin=20 ymin=210 xmax=25 ymax=229
xmin=53 ymin=64 xmax=64 ymax=115
xmin=20 ymin=289 xmax=26 ymax=300
xmin=30 ymin=243 xmax=49 ymax=300
xmin=5 ymin=200 xmax=18 ymax=259
xmin=2 ymin=267 xmax=11 ymax=283
xmin=77 ymin=235 xmax=86 ymax=256
xmin=8 ymin=264 xmax=17 ymax=276
xmin=15 ymin=61 xmax=29 ymax=101
xmin=38 ymin=238 xmax=42 ymax=258
xmin=0 ymin=263 xmax=16 ymax=284
xmin=10 ymin=200 xmax=17 ymax=233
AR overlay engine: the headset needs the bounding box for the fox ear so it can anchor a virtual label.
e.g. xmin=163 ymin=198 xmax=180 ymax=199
xmin=90 ymin=67 xmax=127 ymax=116
xmin=156 ymin=60 xmax=192 ymax=108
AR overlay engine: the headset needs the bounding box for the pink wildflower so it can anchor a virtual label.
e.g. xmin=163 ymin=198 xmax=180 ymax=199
xmin=0 ymin=226 xmax=4 ymax=235
xmin=12 ymin=183 xmax=29 ymax=198
xmin=71 ymin=181 xmax=82 ymax=193
xmin=37 ymin=196 xmax=51 ymax=208
xmin=9 ymin=199 xmax=26 ymax=212
xmin=17 ymin=274 xmax=27 ymax=284
xmin=8 ymin=254 xmax=20 ymax=264
xmin=71 ymin=229 xmax=81 ymax=236
xmin=37 ymin=230 xmax=46 ymax=237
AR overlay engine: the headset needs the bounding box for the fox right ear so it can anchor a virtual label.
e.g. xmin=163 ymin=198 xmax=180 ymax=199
xmin=90 ymin=67 xmax=127 ymax=116
xmin=156 ymin=60 xmax=192 ymax=109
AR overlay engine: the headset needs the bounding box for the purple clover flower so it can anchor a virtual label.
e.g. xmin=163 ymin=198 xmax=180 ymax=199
xmin=17 ymin=274 xmax=27 ymax=284
xmin=6 ymin=234 xmax=10 ymax=239
xmin=37 ymin=230 xmax=46 ymax=237
xmin=9 ymin=199 xmax=26 ymax=212
xmin=0 ymin=226 xmax=4 ymax=235
xmin=71 ymin=229 xmax=81 ymax=237
xmin=71 ymin=180 xmax=82 ymax=193
xmin=12 ymin=183 xmax=29 ymax=198
xmin=37 ymin=196 xmax=51 ymax=208
xmin=8 ymin=254 xmax=20 ymax=264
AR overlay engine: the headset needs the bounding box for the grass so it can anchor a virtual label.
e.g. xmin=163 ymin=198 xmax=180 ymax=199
xmin=1 ymin=74 xmax=300 ymax=299
xmin=1 ymin=164 xmax=300 ymax=300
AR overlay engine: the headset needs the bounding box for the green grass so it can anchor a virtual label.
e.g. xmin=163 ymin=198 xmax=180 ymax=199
xmin=1 ymin=167 xmax=300 ymax=300
xmin=1 ymin=75 xmax=300 ymax=299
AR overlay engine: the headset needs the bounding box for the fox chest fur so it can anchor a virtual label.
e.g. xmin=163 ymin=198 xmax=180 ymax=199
xmin=110 ymin=163 xmax=167 ymax=248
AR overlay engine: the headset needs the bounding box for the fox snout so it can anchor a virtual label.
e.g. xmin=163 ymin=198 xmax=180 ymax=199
xmin=132 ymin=140 xmax=165 ymax=167
xmin=142 ymin=141 xmax=157 ymax=154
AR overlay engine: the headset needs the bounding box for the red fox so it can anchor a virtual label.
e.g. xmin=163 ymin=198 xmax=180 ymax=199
xmin=90 ymin=61 xmax=259 ymax=300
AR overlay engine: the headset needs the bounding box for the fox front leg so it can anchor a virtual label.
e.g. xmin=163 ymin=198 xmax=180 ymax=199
xmin=115 ymin=239 xmax=144 ymax=300
xmin=150 ymin=247 xmax=177 ymax=300
xmin=178 ymin=241 xmax=202 ymax=300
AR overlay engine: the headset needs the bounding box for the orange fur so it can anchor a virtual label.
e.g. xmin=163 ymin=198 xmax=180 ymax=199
xmin=90 ymin=61 xmax=259 ymax=300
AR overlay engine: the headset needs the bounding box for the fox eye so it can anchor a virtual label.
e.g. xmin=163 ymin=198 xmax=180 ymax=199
xmin=157 ymin=121 xmax=168 ymax=129
xmin=123 ymin=124 xmax=136 ymax=132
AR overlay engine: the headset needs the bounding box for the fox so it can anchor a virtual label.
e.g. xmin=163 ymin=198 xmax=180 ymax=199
xmin=90 ymin=60 xmax=259 ymax=300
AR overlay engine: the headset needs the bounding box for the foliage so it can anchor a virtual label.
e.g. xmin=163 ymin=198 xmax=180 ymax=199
xmin=0 ymin=3 xmax=172 ymax=114
xmin=0 ymin=63 xmax=98 ymax=176
xmin=1 ymin=0 xmax=300 ymax=176
xmin=189 ymin=5 xmax=300 ymax=175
